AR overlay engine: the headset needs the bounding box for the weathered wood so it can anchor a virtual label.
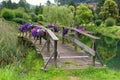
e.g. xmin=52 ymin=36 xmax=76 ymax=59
xmin=54 ymin=40 xmax=58 ymax=68
xmin=43 ymin=52 xmax=54 ymax=70
xmin=39 ymin=37 xmax=42 ymax=45
xmin=92 ymin=40 xmax=96 ymax=66
xmin=46 ymin=29 xmax=58 ymax=41
xmin=62 ymin=37 xmax=65 ymax=44
xmin=47 ymin=36 xmax=50 ymax=52
xmin=74 ymin=39 xmax=95 ymax=56
xmin=71 ymin=28 xmax=100 ymax=40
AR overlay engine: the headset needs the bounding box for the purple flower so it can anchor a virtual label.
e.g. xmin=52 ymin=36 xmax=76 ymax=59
xmin=31 ymin=26 xmax=46 ymax=37
xmin=18 ymin=22 xmax=33 ymax=31
xmin=62 ymin=27 xmax=69 ymax=37
xmin=54 ymin=24 xmax=59 ymax=32
xmin=18 ymin=25 xmax=24 ymax=31
xmin=76 ymin=26 xmax=85 ymax=31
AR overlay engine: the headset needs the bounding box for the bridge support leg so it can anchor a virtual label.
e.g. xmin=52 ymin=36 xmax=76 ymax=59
xmin=92 ymin=40 xmax=96 ymax=66
xmin=47 ymin=37 xmax=50 ymax=52
xmin=62 ymin=37 xmax=64 ymax=44
xmin=54 ymin=40 xmax=58 ymax=68
xmin=39 ymin=37 xmax=42 ymax=45
xmin=42 ymin=52 xmax=54 ymax=71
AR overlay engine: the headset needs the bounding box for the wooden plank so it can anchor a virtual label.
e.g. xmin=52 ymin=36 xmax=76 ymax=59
xmin=74 ymin=39 xmax=95 ymax=56
xmin=43 ymin=56 xmax=89 ymax=59
xmin=40 ymin=26 xmax=58 ymax=41
xmin=71 ymin=28 xmax=100 ymax=40
xmin=46 ymin=29 xmax=58 ymax=41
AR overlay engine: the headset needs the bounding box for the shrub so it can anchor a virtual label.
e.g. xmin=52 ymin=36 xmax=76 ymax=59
xmin=116 ymin=22 xmax=120 ymax=26
xmin=1 ymin=8 xmax=15 ymax=20
xmin=13 ymin=18 xmax=27 ymax=24
xmin=30 ymin=13 xmax=38 ymax=22
xmin=23 ymin=13 xmax=30 ymax=20
xmin=95 ymin=19 xmax=102 ymax=26
xmin=14 ymin=10 xmax=24 ymax=18
xmin=38 ymin=14 xmax=44 ymax=21
xmin=105 ymin=18 xmax=116 ymax=27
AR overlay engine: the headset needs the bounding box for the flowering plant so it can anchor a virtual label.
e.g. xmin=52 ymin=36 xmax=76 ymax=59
xmin=48 ymin=24 xmax=59 ymax=32
xmin=62 ymin=27 xmax=69 ymax=37
xmin=18 ymin=22 xmax=32 ymax=31
xmin=31 ymin=25 xmax=46 ymax=38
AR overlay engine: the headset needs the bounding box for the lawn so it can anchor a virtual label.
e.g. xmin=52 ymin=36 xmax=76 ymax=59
xmin=0 ymin=50 xmax=120 ymax=80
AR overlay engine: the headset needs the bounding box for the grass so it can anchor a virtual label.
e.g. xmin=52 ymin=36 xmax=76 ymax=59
xmin=0 ymin=50 xmax=120 ymax=80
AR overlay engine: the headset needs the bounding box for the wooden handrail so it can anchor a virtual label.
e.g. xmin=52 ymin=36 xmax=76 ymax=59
xmin=46 ymin=29 xmax=58 ymax=41
xmin=40 ymin=26 xmax=58 ymax=41
xmin=70 ymin=28 xmax=100 ymax=40
xmin=74 ymin=39 xmax=95 ymax=56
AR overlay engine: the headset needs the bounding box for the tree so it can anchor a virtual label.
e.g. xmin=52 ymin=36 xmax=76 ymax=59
xmin=18 ymin=0 xmax=30 ymax=13
xmin=96 ymin=0 xmax=105 ymax=14
xmin=0 ymin=0 xmax=18 ymax=9
xmin=43 ymin=5 xmax=73 ymax=26
xmin=46 ymin=0 xmax=51 ymax=6
xmin=75 ymin=4 xmax=93 ymax=25
xmin=115 ymin=0 xmax=120 ymax=9
xmin=99 ymin=0 xmax=119 ymax=20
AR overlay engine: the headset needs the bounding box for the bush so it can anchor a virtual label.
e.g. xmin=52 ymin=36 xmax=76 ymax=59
xmin=38 ymin=14 xmax=44 ymax=21
xmin=30 ymin=13 xmax=38 ymax=22
xmin=14 ymin=10 xmax=24 ymax=18
xmin=95 ymin=19 xmax=102 ymax=26
xmin=1 ymin=8 xmax=15 ymax=20
xmin=116 ymin=22 xmax=120 ymax=26
xmin=105 ymin=18 xmax=116 ymax=27
xmin=13 ymin=18 xmax=27 ymax=24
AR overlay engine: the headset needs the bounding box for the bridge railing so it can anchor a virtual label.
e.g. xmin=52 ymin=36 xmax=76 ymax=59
xmin=62 ymin=27 xmax=103 ymax=66
xmin=18 ymin=26 xmax=59 ymax=70
xmin=34 ymin=26 xmax=59 ymax=70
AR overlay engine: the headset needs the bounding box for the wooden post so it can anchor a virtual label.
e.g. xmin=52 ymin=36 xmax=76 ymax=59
xmin=74 ymin=33 xmax=78 ymax=51
xmin=62 ymin=37 xmax=65 ymax=44
xmin=29 ymin=31 xmax=31 ymax=39
xmin=54 ymin=40 xmax=58 ymax=68
xmin=47 ymin=36 xmax=50 ymax=52
xmin=39 ymin=36 xmax=42 ymax=45
xmin=92 ymin=39 xmax=96 ymax=66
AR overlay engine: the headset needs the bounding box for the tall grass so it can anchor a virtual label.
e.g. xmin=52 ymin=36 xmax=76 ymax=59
xmin=0 ymin=19 xmax=27 ymax=66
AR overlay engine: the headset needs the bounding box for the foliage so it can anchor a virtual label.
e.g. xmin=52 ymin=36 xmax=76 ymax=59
xmin=75 ymin=4 xmax=93 ymax=25
xmin=0 ymin=20 xmax=21 ymax=66
xmin=105 ymin=18 xmax=116 ymax=27
xmin=13 ymin=18 xmax=28 ymax=24
xmin=14 ymin=10 xmax=24 ymax=18
xmin=46 ymin=0 xmax=51 ymax=6
xmin=115 ymin=0 xmax=120 ymax=9
xmin=18 ymin=0 xmax=30 ymax=13
xmin=43 ymin=5 xmax=73 ymax=26
xmin=37 ymin=14 xmax=44 ymax=21
xmin=34 ymin=5 xmax=43 ymax=15
xmin=99 ymin=0 xmax=119 ymax=20
xmin=116 ymin=22 xmax=120 ymax=26
xmin=29 ymin=13 xmax=38 ymax=22
xmin=0 ymin=0 xmax=18 ymax=9
xmin=95 ymin=19 xmax=102 ymax=26
xmin=96 ymin=0 xmax=105 ymax=14
xmin=1 ymin=8 xmax=15 ymax=20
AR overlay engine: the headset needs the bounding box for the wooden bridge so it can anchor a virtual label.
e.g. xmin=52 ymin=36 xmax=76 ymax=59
xmin=18 ymin=26 xmax=103 ymax=70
